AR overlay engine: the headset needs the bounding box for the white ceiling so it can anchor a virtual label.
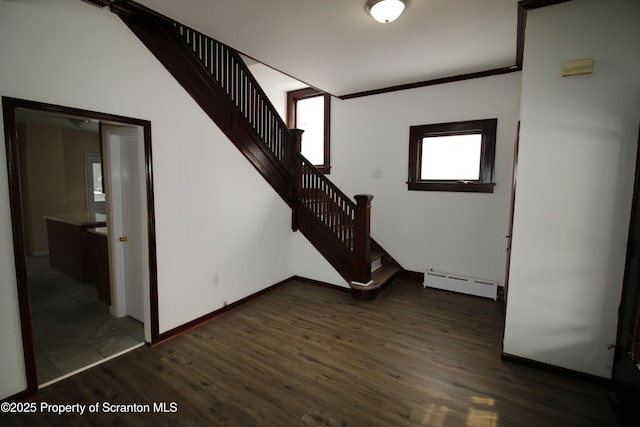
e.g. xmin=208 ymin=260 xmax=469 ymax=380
xmin=136 ymin=0 xmax=522 ymax=97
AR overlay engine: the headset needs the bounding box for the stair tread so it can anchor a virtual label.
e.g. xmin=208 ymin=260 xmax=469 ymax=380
xmin=371 ymin=251 xmax=383 ymax=261
xmin=350 ymin=265 xmax=400 ymax=290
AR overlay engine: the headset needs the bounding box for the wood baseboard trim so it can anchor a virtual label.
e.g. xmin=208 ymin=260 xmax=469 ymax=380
xmin=154 ymin=276 xmax=351 ymax=346
xmin=1 ymin=388 xmax=41 ymax=403
xmin=154 ymin=276 xmax=297 ymax=346
xmin=81 ymin=0 xmax=111 ymax=8
xmin=501 ymin=353 xmax=613 ymax=388
xmin=292 ymin=275 xmax=350 ymax=293
xmin=398 ymin=269 xmax=425 ymax=283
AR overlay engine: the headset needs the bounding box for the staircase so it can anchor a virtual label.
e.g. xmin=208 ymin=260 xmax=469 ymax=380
xmin=108 ymin=0 xmax=404 ymax=300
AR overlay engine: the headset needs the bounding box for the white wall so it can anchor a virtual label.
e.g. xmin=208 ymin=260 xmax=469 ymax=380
xmin=249 ymin=63 xmax=351 ymax=286
xmin=0 ymin=0 xmax=295 ymax=399
xmin=293 ymin=233 xmax=349 ymax=287
xmin=0 ymin=143 xmax=26 ymax=399
xmin=251 ymin=62 xmax=523 ymax=289
xmin=329 ymin=74 xmax=522 ymax=285
xmin=247 ymin=62 xmax=306 ymax=120
xmin=253 ymin=60 xmax=522 ymax=288
xmin=503 ymin=0 xmax=640 ymax=378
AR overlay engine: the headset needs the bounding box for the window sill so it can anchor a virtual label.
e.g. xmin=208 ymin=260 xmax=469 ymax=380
xmin=407 ymin=181 xmax=495 ymax=193
xmin=315 ymin=165 xmax=331 ymax=174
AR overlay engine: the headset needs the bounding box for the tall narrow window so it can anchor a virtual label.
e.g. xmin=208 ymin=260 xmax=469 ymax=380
xmin=85 ymin=153 xmax=105 ymax=213
xmin=287 ymin=88 xmax=331 ymax=173
xmin=408 ymin=119 xmax=497 ymax=193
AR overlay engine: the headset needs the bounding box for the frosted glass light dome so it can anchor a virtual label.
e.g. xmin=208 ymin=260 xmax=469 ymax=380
xmin=366 ymin=0 xmax=406 ymax=24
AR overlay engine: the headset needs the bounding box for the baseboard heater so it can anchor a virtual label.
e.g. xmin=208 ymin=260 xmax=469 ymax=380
xmin=424 ymin=270 xmax=497 ymax=300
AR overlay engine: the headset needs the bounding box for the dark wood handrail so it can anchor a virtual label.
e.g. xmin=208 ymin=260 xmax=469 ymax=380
xmin=297 ymin=154 xmax=357 ymax=253
xmin=172 ymin=20 xmax=366 ymax=259
xmin=172 ymin=20 xmax=373 ymax=277
xmin=111 ymin=1 xmax=378 ymax=284
xmin=171 ymin=23 xmax=291 ymax=168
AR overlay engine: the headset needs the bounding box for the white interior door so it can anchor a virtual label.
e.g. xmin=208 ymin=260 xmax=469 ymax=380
xmin=105 ymin=126 xmax=147 ymax=323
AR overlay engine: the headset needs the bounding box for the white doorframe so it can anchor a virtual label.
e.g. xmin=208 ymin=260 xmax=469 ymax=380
xmin=103 ymin=125 xmax=151 ymax=342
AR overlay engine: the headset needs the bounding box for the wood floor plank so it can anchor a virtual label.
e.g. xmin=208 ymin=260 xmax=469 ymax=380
xmin=1 ymin=280 xmax=619 ymax=426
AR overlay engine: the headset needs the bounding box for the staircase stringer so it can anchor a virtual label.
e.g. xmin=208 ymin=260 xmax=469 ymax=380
xmin=112 ymin=2 xmax=294 ymax=206
xmin=109 ymin=1 xmax=409 ymax=296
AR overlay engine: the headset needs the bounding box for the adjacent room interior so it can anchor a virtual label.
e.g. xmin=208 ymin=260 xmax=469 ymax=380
xmin=15 ymin=109 xmax=144 ymax=385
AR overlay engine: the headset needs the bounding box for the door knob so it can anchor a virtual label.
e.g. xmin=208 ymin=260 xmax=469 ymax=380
xmin=119 ymin=236 xmax=129 ymax=242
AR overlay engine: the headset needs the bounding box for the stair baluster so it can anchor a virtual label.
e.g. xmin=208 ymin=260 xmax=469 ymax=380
xmin=110 ymin=1 xmax=405 ymax=298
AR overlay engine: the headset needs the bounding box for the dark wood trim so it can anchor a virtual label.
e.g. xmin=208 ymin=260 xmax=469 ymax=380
xmin=114 ymin=6 xmax=294 ymax=206
xmin=504 ymin=121 xmax=521 ymax=301
xmin=501 ymin=353 xmax=614 ymax=388
xmin=518 ymin=0 xmax=573 ymax=9
xmin=517 ymin=0 xmax=573 ymax=68
xmin=2 ymin=97 xmax=151 ymax=128
xmin=353 ymin=194 xmax=373 ymax=283
xmin=109 ymin=0 xmax=134 ymax=17
xmin=156 ymin=276 xmax=357 ymax=345
xmin=1 ymin=97 xmax=38 ymax=398
xmin=296 ymin=206 xmax=354 ymax=282
xmin=515 ymin=2 xmax=527 ymax=69
xmin=289 ymin=129 xmax=303 ymax=232
xmin=340 ymin=66 xmax=520 ymax=100
xmin=407 ymin=118 xmax=497 ymax=193
xmin=155 ymin=276 xmax=299 ymax=345
xmin=293 ymin=154 xmax=367 ymax=285
xmin=339 ymin=0 xmax=573 ymax=100
xmin=109 ymin=1 xmax=408 ymax=296
xmin=141 ymin=120 xmax=160 ymax=343
xmin=292 ymin=275 xmax=351 ymax=293
xmin=611 ymin=121 xmax=640 ymax=425
xmin=371 ymin=238 xmax=401 ymax=269
xmin=111 ymin=0 xmax=571 ymax=105
xmin=114 ymin=2 xmax=570 ymax=102
xmin=81 ymin=0 xmax=111 ymax=8
xmin=1 ymin=96 xmax=160 ymax=398
xmin=397 ymin=269 xmax=424 ymax=283
xmin=0 ymin=389 xmax=41 ymax=403
xmin=287 ymin=87 xmax=331 ymax=174
xmin=372 ymin=238 xmax=425 ymax=284
xmin=407 ymin=182 xmax=495 ymax=193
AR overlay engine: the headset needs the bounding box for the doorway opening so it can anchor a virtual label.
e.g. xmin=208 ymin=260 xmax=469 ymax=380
xmin=2 ymin=97 xmax=159 ymax=396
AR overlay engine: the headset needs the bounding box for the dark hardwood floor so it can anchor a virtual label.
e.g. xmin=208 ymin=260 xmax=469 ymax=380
xmin=2 ymin=280 xmax=618 ymax=426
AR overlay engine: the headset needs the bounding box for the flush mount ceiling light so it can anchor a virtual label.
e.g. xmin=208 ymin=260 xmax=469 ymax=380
xmin=366 ymin=0 xmax=406 ymax=24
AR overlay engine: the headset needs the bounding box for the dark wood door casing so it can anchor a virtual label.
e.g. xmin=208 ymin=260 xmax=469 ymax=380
xmin=612 ymin=122 xmax=640 ymax=424
xmin=2 ymin=96 xmax=159 ymax=399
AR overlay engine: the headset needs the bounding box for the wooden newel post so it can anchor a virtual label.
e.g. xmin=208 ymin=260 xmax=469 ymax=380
xmin=289 ymin=129 xmax=304 ymax=231
xmin=288 ymin=129 xmax=303 ymax=177
xmin=353 ymin=194 xmax=373 ymax=284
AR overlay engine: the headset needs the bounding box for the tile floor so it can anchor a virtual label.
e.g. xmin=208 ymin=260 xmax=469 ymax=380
xmin=27 ymin=255 xmax=144 ymax=385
